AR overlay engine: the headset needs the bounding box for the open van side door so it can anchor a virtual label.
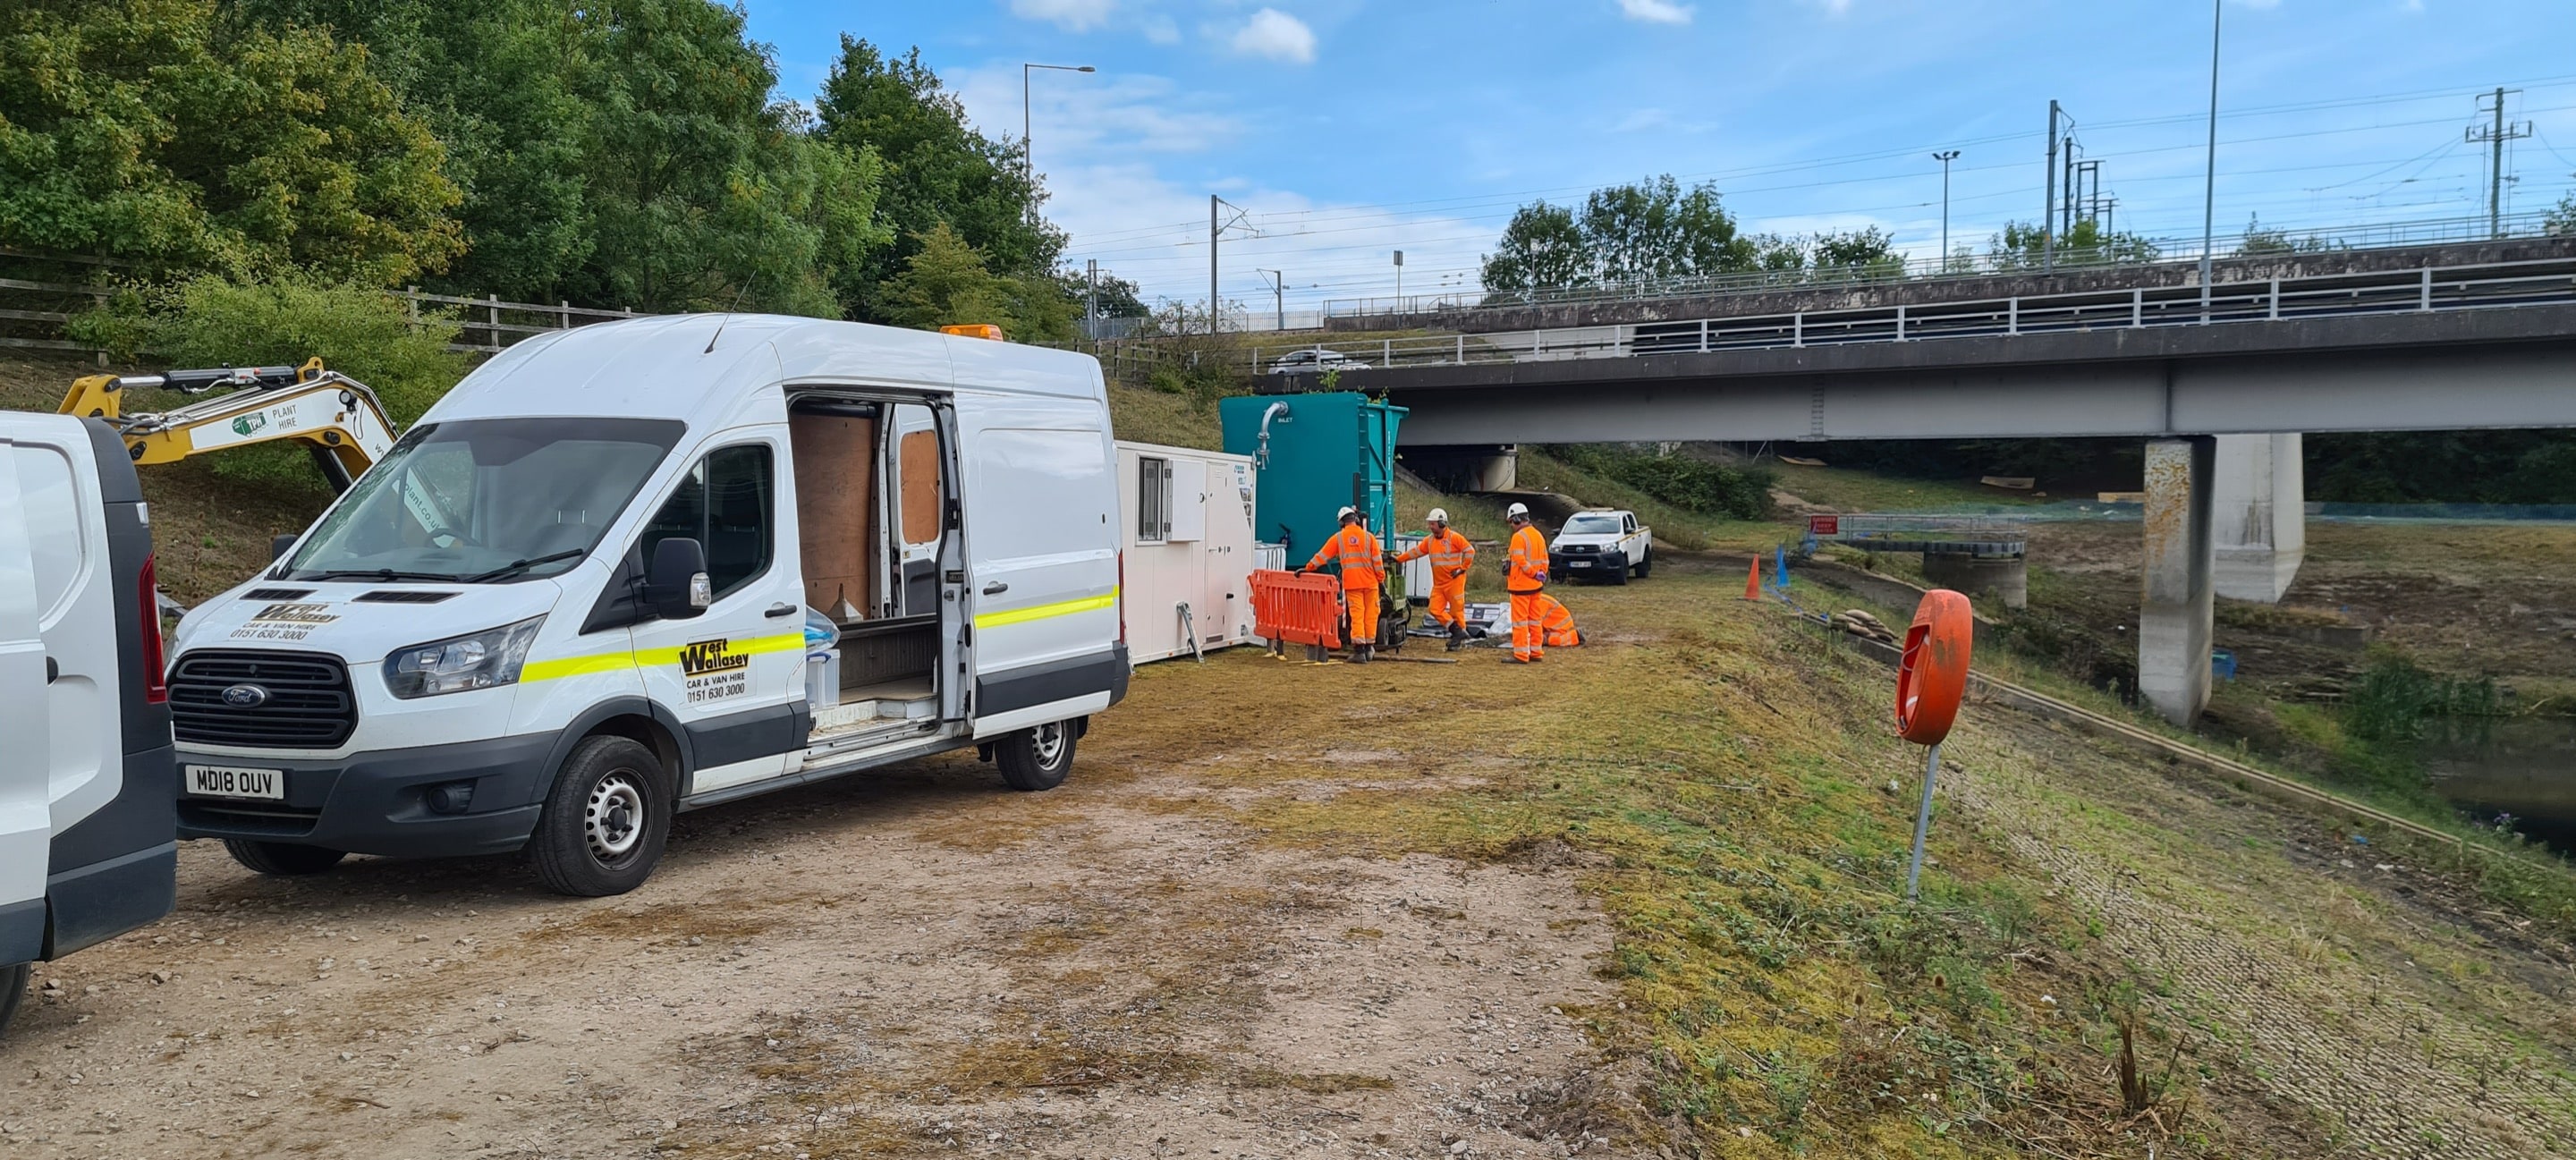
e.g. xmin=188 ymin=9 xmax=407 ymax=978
xmin=0 ymin=431 xmax=55 ymax=968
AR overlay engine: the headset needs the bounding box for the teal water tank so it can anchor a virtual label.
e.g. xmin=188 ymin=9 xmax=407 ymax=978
xmin=1220 ymin=392 xmax=1406 ymax=562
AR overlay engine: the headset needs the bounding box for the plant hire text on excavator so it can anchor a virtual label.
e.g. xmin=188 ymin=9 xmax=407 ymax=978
xmin=56 ymin=358 xmax=395 ymax=493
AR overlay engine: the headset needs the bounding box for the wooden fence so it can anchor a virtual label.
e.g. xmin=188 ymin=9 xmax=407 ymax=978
xmin=0 ymin=249 xmax=640 ymax=359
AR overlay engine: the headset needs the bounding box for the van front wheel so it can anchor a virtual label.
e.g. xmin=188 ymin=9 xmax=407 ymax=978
xmin=529 ymin=735 xmax=672 ymax=897
xmin=996 ymin=720 xmax=1076 ymax=792
xmin=224 ymin=839 xmax=346 ymax=876
xmin=0 ymin=962 xmax=27 ymax=1037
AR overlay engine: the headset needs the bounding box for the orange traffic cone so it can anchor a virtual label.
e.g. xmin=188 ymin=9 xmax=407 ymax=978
xmin=1743 ymin=556 xmax=1763 ymax=601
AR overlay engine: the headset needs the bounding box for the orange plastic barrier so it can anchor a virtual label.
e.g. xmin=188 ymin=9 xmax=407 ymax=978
xmin=1895 ymin=588 xmax=1974 ymax=745
xmin=1250 ymin=568 xmax=1343 ymax=650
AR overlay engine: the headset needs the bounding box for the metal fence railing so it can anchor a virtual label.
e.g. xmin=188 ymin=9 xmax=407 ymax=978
xmin=1319 ymin=208 xmax=2575 ymax=322
xmin=1251 ymin=257 xmax=2576 ymax=376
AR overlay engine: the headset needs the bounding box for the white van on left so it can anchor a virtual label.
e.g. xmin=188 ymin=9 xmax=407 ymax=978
xmin=0 ymin=415 xmax=178 ymax=1037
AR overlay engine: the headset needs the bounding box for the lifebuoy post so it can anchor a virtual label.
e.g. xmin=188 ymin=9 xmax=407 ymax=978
xmin=1894 ymin=589 xmax=1974 ymax=900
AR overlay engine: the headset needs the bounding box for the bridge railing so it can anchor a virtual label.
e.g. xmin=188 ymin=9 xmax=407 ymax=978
xmin=1318 ymin=207 xmax=2572 ymax=320
xmin=1249 ymin=257 xmax=2576 ymax=375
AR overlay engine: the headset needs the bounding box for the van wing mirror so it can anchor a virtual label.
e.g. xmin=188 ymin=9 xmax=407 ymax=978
xmin=271 ymin=533 xmax=299 ymax=563
xmin=647 ymin=538 xmax=712 ymax=620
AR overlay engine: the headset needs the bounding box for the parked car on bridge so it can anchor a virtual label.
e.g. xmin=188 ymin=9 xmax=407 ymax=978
xmin=1266 ymin=349 xmax=1371 ymax=375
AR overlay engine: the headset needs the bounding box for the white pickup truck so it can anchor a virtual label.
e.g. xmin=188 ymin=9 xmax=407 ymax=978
xmin=1548 ymin=508 xmax=1651 ymax=584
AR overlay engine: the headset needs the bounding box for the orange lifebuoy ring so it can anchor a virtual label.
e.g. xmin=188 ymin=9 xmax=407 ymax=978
xmin=1895 ymin=589 xmax=1974 ymax=746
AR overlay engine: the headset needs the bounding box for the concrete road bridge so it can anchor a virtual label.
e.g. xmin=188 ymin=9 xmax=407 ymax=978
xmin=1258 ymin=257 xmax=2576 ymax=727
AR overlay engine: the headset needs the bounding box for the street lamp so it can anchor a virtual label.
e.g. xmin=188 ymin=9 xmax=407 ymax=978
xmin=1022 ymin=63 xmax=1096 ymax=188
xmin=1931 ymin=150 xmax=1961 ymax=272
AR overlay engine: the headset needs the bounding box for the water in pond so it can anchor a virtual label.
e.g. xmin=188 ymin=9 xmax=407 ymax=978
xmin=2419 ymin=716 xmax=2576 ymax=853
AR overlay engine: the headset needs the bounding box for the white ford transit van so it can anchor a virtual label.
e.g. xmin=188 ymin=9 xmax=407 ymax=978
xmin=166 ymin=316 xmax=1129 ymax=895
xmin=1 ymin=415 xmax=177 ymax=1035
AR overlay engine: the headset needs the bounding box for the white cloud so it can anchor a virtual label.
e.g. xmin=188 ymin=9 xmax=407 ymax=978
xmin=957 ymin=68 xmax=1242 ymax=158
xmin=1141 ymin=14 xmax=1181 ymax=44
xmin=1010 ymin=0 xmax=1116 ymax=31
xmin=1231 ymin=8 xmax=1318 ymax=64
xmin=1616 ymin=0 xmax=1695 ymax=24
xmin=1803 ymin=0 xmax=1852 ymax=14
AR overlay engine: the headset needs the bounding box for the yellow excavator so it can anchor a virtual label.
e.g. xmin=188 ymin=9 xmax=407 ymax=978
xmin=57 ymin=358 xmax=396 ymax=493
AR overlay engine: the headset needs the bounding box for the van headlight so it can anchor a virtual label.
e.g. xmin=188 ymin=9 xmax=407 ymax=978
xmin=384 ymin=616 xmax=546 ymax=699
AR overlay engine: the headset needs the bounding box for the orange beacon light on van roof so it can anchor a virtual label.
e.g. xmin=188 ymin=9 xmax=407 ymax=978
xmin=939 ymin=324 xmax=1005 ymax=341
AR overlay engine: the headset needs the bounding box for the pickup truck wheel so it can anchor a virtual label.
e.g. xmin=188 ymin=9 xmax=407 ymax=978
xmin=1634 ymin=549 xmax=1651 ymax=579
xmin=529 ymin=735 xmax=671 ymax=897
xmin=0 ymin=962 xmax=27 ymax=1037
xmin=996 ymin=720 xmax=1076 ymax=792
xmin=1606 ymin=559 xmax=1630 ymax=586
xmin=223 ymin=839 xmax=346 ymax=876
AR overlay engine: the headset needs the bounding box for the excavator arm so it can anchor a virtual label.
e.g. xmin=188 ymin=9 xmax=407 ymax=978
xmin=57 ymin=359 xmax=397 ymax=493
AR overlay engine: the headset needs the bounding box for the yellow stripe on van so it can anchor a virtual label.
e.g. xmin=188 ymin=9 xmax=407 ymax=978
xmin=520 ymin=631 xmax=807 ymax=684
xmin=974 ymin=588 xmax=1118 ymax=631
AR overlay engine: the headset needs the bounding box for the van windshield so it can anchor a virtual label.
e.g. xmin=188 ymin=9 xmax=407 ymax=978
xmin=284 ymin=417 xmax=685 ymax=584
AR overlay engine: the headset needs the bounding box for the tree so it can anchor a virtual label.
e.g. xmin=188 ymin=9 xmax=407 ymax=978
xmin=1580 ymin=175 xmax=1753 ymax=284
xmin=2233 ymin=214 xmax=2332 ymax=258
xmin=817 ymin=38 xmax=1064 ymax=319
xmin=2550 ymin=191 xmax=2576 ymax=237
xmin=1057 ymin=268 xmax=1148 ymax=318
xmin=1810 ymin=227 xmax=1905 ymax=278
xmin=1479 ymin=202 xmax=1589 ymax=298
xmin=875 ymin=222 xmax=1070 ymax=343
xmin=1987 ymin=218 xmax=2159 ymax=269
xmin=0 ymin=0 xmax=463 ymax=283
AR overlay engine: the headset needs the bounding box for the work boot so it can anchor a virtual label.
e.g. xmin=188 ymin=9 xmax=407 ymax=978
xmin=1446 ymin=623 xmax=1467 ymax=652
xmin=1354 ymin=645 xmax=1373 ymax=665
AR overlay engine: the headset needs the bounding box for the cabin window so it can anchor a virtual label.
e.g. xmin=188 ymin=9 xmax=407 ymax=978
xmin=1137 ymin=456 xmax=1172 ymax=544
xmin=643 ymin=444 xmax=775 ymax=602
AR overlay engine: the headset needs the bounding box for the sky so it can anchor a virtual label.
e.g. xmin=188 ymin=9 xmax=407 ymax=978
xmin=741 ymin=0 xmax=2576 ymax=320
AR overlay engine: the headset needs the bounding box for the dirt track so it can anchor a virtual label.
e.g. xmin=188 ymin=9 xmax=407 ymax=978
xmin=3 ymin=670 xmax=1617 ymax=1159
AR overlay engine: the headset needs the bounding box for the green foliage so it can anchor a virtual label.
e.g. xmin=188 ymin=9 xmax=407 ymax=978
xmin=2549 ymin=191 xmax=2576 ymax=237
xmin=0 ymin=0 xmax=463 ymax=283
xmin=1541 ymin=445 xmax=1774 ymax=521
xmin=69 ymin=276 xmax=467 ymax=487
xmin=2344 ymin=654 xmax=2500 ymax=743
xmin=1479 ymin=202 xmax=1588 ymax=296
xmin=877 ymin=222 xmax=1072 ymax=344
xmin=573 ymin=1 xmax=885 ymax=316
xmin=817 ymin=38 xmax=1064 ymax=318
xmin=2308 ymin=430 xmax=2576 ymax=504
xmin=2234 ymin=214 xmax=2337 ymax=257
xmin=1809 ymin=226 xmax=1905 ymax=278
xmin=1986 ymin=218 xmax=2160 ymax=269
xmin=1480 ymin=176 xmax=1760 ymax=294
xmin=71 ymin=276 xmax=465 ymax=421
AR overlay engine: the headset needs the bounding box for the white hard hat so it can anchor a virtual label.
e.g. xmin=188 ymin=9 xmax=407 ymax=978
xmin=1504 ymin=502 xmax=1530 ymax=520
xmin=1426 ymin=507 xmax=1448 ymax=523
xmin=1336 ymin=505 xmax=1357 ymax=520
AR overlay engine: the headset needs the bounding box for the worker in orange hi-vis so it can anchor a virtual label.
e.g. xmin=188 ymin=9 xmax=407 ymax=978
xmin=1534 ymin=592 xmax=1582 ymax=648
xmin=1302 ymin=505 xmax=1385 ymax=663
xmin=1394 ymin=507 xmax=1477 ymax=651
xmin=1504 ymin=502 xmax=1549 ymax=664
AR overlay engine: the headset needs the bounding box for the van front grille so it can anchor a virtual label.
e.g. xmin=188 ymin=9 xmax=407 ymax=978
xmin=170 ymin=649 xmax=357 ymax=749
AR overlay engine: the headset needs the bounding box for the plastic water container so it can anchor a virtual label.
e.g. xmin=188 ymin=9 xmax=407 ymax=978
xmin=804 ymin=649 xmax=841 ymax=707
xmin=2211 ymin=648 xmax=2237 ymax=682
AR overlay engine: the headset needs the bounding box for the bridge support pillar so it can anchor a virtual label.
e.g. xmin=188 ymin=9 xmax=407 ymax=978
xmin=2140 ymin=437 xmax=2216 ymax=726
xmin=2210 ymin=433 xmax=2305 ymax=603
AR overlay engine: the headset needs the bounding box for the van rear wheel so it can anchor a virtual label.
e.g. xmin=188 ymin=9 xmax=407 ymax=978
xmin=529 ymin=735 xmax=672 ymax=897
xmin=996 ymin=720 xmax=1076 ymax=792
xmin=223 ymin=839 xmax=346 ymax=876
xmin=0 ymin=962 xmax=27 ymax=1037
